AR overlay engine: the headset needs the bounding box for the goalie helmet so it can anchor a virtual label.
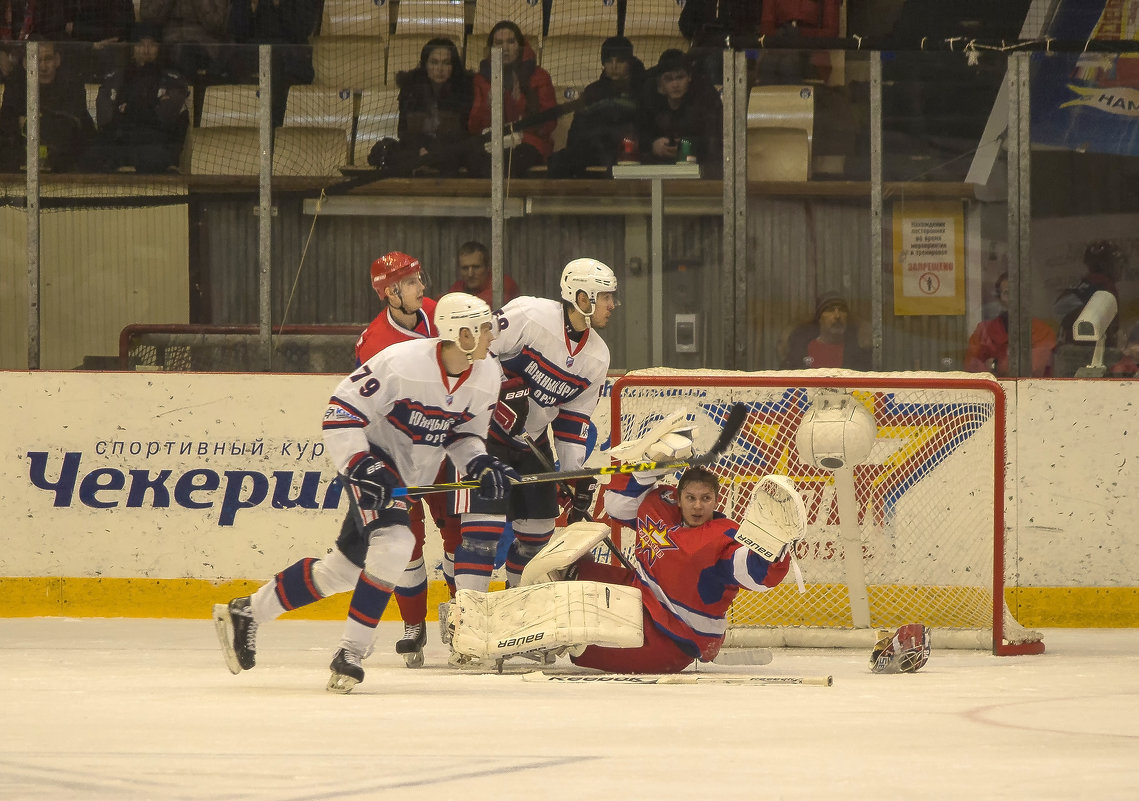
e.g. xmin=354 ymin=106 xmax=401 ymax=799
xmin=371 ymin=251 xmax=424 ymax=293
xmin=560 ymin=258 xmax=618 ymax=314
xmin=434 ymin=292 xmax=495 ymax=350
xmin=869 ymin=623 xmax=931 ymax=674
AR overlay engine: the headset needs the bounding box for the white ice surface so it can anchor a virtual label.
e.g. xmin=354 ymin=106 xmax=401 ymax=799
xmin=1 ymin=620 xmax=1137 ymax=801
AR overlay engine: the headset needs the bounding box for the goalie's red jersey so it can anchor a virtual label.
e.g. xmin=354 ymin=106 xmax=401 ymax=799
xmin=605 ymin=476 xmax=791 ymax=662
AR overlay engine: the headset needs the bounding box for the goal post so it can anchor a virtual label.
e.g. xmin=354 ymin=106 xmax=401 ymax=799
xmin=609 ymin=368 xmax=1044 ymax=657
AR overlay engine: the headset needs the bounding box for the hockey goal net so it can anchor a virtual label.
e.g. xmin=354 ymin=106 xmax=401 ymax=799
xmin=609 ymin=368 xmax=1044 ymax=656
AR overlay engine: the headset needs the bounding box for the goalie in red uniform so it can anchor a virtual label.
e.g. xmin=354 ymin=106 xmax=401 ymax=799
xmin=446 ymin=411 xmax=807 ymax=674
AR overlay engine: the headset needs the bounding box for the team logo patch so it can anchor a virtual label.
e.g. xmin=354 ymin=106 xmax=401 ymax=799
xmin=323 ymin=402 xmax=365 ymax=426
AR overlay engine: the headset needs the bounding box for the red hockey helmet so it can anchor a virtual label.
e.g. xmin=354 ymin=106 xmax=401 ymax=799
xmin=370 ymin=251 xmax=423 ymax=293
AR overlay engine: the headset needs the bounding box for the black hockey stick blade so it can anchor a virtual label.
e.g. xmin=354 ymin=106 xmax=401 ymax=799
xmin=393 ymin=402 xmax=749 ymax=498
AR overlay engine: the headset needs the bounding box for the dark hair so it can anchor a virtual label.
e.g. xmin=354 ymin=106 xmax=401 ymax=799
xmin=486 ymin=20 xmax=526 ymax=51
xmin=995 ymin=271 xmax=1009 ymax=292
xmin=458 ymin=240 xmax=489 ymax=264
xmin=677 ymin=466 xmax=718 ymax=496
xmin=656 ymin=48 xmax=690 ymax=75
xmin=1084 ymin=240 xmax=1125 ymax=276
xmin=601 ymin=36 xmax=634 ymax=64
xmin=416 ymin=37 xmax=465 ymax=90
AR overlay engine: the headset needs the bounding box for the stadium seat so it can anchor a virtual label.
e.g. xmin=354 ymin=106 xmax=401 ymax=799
xmin=540 ymin=36 xmax=605 ymax=87
xmin=283 ymin=85 xmax=355 ymax=143
xmin=200 ymin=84 xmax=260 ymax=127
xmin=623 ymin=0 xmax=685 ymax=36
xmin=746 ymin=85 xmax=814 ymax=181
xmin=472 ymin=0 xmax=544 ymax=41
xmin=312 ymin=36 xmax=387 ymax=90
xmin=394 ymin=0 xmax=465 ymax=38
xmin=386 ymin=34 xmax=430 ymax=84
xmin=321 ymin=0 xmax=389 ymax=38
xmin=626 ymin=35 xmax=688 ymax=71
xmin=189 ymin=127 xmax=259 ymax=175
xmin=85 ymin=83 xmax=100 ymax=127
xmin=273 ymin=127 xmax=349 ymax=176
xmin=546 ymin=0 xmax=617 ymax=37
xmin=353 ymin=88 xmax=401 ymax=165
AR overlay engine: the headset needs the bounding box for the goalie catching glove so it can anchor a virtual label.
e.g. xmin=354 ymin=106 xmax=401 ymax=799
xmin=869 ymin=624 xmax=931 ymax=674
xmin=466 ymin=453 xmax=521 ymax=501
xmin=346 ymin=455 xmax=400 ymax=510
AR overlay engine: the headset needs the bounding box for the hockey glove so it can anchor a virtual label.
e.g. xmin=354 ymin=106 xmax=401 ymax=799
xmin=467 ymin=453 xmax=521 ymax=501
xmin=566 ymin=478 xmax=598 ymax=524
xmin=346 ymin=455 xmax=399 ymax=510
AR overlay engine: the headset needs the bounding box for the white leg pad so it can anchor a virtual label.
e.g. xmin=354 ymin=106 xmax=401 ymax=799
xmin=519 ymin=521 xmax=614 ymax=586
xmin=450 ymin=581 xmax=644 ymax=660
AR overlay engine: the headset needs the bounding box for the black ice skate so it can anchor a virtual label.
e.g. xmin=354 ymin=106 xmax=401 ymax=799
xmin=327 ymin=648 xmax=365 ymax=694
xmin=395 ymin=622 xmax=427 ymax=668
xmin=212 ymin=596 xmax=258 ymax=675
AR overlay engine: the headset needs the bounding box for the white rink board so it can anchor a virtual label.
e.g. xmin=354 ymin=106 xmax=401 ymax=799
xmin=1 ymin=371 xmax=1138 ymax=587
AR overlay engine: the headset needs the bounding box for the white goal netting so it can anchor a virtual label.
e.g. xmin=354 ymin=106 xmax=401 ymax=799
xmin=610 ymin=368 xmax=1043 ymax=656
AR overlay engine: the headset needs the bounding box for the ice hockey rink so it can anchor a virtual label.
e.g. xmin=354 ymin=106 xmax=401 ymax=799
xmin=1 ymin=619 xmax=1136 ymax=801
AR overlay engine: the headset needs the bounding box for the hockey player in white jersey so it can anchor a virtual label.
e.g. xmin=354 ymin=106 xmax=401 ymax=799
xmin=451 ymin=258 xmax=618 ymax=600
xmin=213 ymin=293 xmax=520 ymax=693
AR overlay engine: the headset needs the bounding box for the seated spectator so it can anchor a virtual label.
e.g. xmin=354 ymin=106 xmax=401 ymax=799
xmin=1054 ymin=240 xmax=1125 ymax=347
xmin=548 ymin=36 xmax=646 ymax=178
xmin=782 ymin=291 xmax=870 ymax=369
xmin=0 ymin=1 xmax=69 ymax=41
xmin=449 ymin=241 xmax=519 ymax=306
xmin=141 ymin=0 xmax=231 ymax=79
xmin=62 ymin=0 xmax=137 ymax=81
xmin=0 ymin=39 xmax=95 ymax=172
xmin=369 ymin=37 xmax=475 ymax=178
xmin=1109 ymin=322 xmax=1139 ymax=378
xmin=228 ymin=0 xmax=319 ymax=127
xmin=757 ymin=0 xmax=842 ymax=84
xmin=637 ymin=49 xmax=722 ymax=177
xmin=467 ymin=20 xmax=556 ymax=179
xmin=964 ymin=272 xmax=1056 ymax=377
xmin=84 ymin=23 xmax=190 ymax=174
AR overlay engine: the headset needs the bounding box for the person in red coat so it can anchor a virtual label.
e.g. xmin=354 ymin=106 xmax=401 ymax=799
xmin=467 ymin=19 xmax=555 ymax=178
xmin=965 ymin=272 xmax=1056 ymax=377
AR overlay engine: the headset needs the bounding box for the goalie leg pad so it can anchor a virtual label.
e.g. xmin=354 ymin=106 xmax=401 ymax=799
xmin=449 ymin=581 xmax=644 ymax=660
xmin=520 ymin=521 xmax=613 ymax=586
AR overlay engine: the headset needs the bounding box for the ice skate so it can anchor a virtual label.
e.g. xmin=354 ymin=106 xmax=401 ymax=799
xmin=438 ymin=601 xmax=453 ymax=645
xmin=395 ymin=622 xmax=427 ymax=668
xmin=327 ymin=648 xmax=365 ymax=694
xmin=212 ymin=597 xmax=257 ymax=675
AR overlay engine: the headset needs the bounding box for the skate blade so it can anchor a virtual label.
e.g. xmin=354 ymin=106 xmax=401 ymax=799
xmin=401 ymin=650 xmax=425 ymax=669
xmin=326 ymin=672 xmax=361 ymax=694
xmin=211 ymin=604 xmax=242 ymax=675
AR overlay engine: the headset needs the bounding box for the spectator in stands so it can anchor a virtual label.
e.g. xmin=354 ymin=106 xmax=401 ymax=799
xmin=85 ymin=22 xmax=190 ymax=173
xmin=369 ymin=37 xmax=475 ymax=178
xmin=228 ymin=0 xmax=319 ymax=127
xmin=61 ymin=0 xmax=138 ymax=81
xmin=0 ymin=38 xmax=95 ymax=172
xmin=964 ymin=272 xmax=1056 ymax=377
xmin=757 ymin=0 xmax=842 ymax=84
xmin=782 ymin=291 xmax=871 ymax=370
xmin=548 ymin=36 xmax=645 ymax=178
xmin=449 ymin=240 xmax=519 ymax=307
xmin=468 ymin=20 xmax=556 ymax=178
xmin=0 ymin=0 xmax=68 ymax=41
xmin=638 ymin=49 xmax=722 ymax=178
xmin=140 ymin=0 xmax=231 ymax=79
xmin=1054 ymin=240 xmax=1125 ymax=347
xmin=678 ymin=0 xmax=761 ymax=82
xmin=1109 ymin=323 xmax=1139 ymax=378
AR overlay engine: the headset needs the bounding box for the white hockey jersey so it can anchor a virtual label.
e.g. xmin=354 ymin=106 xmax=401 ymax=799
xmin=491 ymin=295 xmax=610 ymax=472
xmin=322 ymin=338 xmax=502 ymax=485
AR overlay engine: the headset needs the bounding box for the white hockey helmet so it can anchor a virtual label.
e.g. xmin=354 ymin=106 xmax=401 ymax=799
xmin=434 ymin=292 xmax=495 ymax=352
xmin=560 ymin=258 xmax=618 ymax=315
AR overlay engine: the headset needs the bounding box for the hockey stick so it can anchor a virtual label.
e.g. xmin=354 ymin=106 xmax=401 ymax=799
xmin=393 ymin=402 xmax=749 ymax=498
xmin=522 ymin=671 xmax=833 ymax=686
xmin=517 ymin=432 xmax=638 ymax=574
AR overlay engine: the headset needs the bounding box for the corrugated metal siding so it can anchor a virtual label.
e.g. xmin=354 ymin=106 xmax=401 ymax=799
xmin=0 ymin=207 xmax=28 ymax=369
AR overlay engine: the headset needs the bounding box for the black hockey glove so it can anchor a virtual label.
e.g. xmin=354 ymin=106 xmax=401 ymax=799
xmin=346 ymin=456 xmax=399 ymax=510
xmin=566 ymin=478 xmax=598 ymax=524
xmin=466 ymin=453 xmax=521 ymax=501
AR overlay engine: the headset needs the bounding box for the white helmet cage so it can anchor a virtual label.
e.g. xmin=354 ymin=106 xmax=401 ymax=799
xmin=560 ymin=258 xmax=618 ymax=318
xmin=434 ymin=292 xmax=495 ymax=354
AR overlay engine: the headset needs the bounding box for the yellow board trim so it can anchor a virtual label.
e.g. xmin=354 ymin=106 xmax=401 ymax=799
xmin=1 ymin=578 xmax=1138 ymax=627
xmin=0 ymin=578 xmax=504 ymax=620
